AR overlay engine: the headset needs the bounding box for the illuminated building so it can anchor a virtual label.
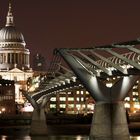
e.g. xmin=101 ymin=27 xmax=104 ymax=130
xmin=48 ymin=89 xmax=95 ymax=114
xmin=0 ymin=79 xmax=15 ymax=114
xmin=46 ymin=77 xmax=140 ymax=114
xmin=26 ymin=74 xmax=140 ymax=115
xmin=0 ymin=2 xmax=33 ymax=103
xmin=124 ymin=80 xmax=140 ymax=113
xmin=106 ymin=77 xmax=140 ymax=114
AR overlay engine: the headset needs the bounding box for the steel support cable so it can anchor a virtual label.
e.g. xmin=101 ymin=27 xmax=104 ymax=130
xmin=57 ymin=63 xmax=73 ymax=74
xmin=106 ymin=49 xmax=140 ymax=70
xmin=67 ymin=52 xmax=98 ymax=76
xmin=90 ymin=51 xmax=127 ymax=74
xmin=77 ymin=50 xmax=112 ymax=76
xmin=128 ymin=47 xmax=140 ymax=55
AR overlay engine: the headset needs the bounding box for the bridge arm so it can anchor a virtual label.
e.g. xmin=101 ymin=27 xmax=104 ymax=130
xmin=58 ymin=49 xmax=110 ymax=102
xmin=39 ymin=94 xmax=53 ymax=108
xmin=21 ymin=90 xmax=39 ymax=109
xmin=77 ymin=50 xmax=112 ymax=76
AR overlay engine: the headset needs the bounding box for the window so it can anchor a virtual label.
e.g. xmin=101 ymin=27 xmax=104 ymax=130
xmin=60 ymin=97 xmax=66 ymax=101
xmin=76 ymin=97 xmax=80 ymax=101
xmin=68 ymin=104 xmax=74 ymax=108
xmin=76 ymin=91 xmax=80 ymax=94
xmin=68 ymin=97 xmax=74 ymax=101
xmin=50 ymin=104 xmax=56 ymax=108
xmin=81 ymin=97 xmax=84 ymax=101
xmin=124 ymin=97 xmax=130 ymax=101
xmin=67 ymin=92 xmax=71 ymax=95
xmin=50 ymin=97 xmax=56 ymax=101
xmin=60 ymin=104 xmax=66 ymax=108
xmin=76 ymin=104 xmax=80 ymax=109
xmin=81 ymin=91 xmax=84 ymax=95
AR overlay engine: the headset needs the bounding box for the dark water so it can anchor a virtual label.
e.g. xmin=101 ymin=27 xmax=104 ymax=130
xmin=0 ymin=127 xmax=140 ymax=140
xmin=0 ymin=135 xmax=140 ymax=140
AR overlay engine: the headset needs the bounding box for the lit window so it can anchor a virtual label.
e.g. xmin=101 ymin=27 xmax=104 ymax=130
xmin=133 ymin=86 xmax=138 ymax=89
xmin=87 ymin=103 xmax=94 ymax=110
xmin=86 ymin=91 xmax=89 ymax=95
xmin=68 ymin=92 xmax=71 ymax=94
xmin=124 ymin=103 xmax=130 ymax=108
xmin=133 ymin=92 xmax=138 ymax=96
xmin=60 ymin=97 xmax=66 ymax=101
xmin=76 ymin=104 xmax=80 ymax=109
xmin=60 ymin=92 xmax=66 ymax=95
xmin=60 ymin=104 xmax=66 ymax=108
xmin=50 ymin=104 xmax=56 ymax=108
xmin=68 ymin=104 xmax=74 ymax=108
xmin=106 ymin=83 xmax=113 ymax=87
xmin=124 ymin=97 xmax=130 ymax=101
xmin=76 ymin=97 xmax=80 ymax=101
xmin=50 ymin=97 xmax=56 ymax=101
xmin=82 ymin=104 xmax=85 ymax=108
xmin=81 ymin=97 xmax=84 ymax=101
xmin=81 ymin=91 xmax=84 ymax=95
xmin=76 ymin=91 xmax=80 ymax=94
xmin=68 ymin=97 xmax=74 ymax=101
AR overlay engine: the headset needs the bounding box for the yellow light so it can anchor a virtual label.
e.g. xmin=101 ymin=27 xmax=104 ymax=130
xmin=76 ymin=135 xmax=82 ymax=140
xmin=124 ymin=103 xmax=130 ymax=108
xmin=133 ymin=110 xmax=137 ymax=113
xmin=134 ymin=104 xmax=140 ymax=109
xmin=2 ymin=108 xmax=5 ymax=112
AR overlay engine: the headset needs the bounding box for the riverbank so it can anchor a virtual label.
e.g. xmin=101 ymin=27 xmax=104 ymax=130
xmin=0 ymin=113 xmax=140 ymax=136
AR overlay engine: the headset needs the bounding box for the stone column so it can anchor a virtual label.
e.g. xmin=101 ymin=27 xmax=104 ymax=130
xmin=30 ymin=108 xmax=47 ymax=135
xmin=90 ymin=102 xmax=130 ymax=140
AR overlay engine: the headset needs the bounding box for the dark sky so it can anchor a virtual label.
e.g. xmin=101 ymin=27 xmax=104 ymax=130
xmin=0 ymin=0 xmax=140 ymax=67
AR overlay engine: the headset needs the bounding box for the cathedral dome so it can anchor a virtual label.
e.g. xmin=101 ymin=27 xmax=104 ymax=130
xmin=0 ymin=1 xmax=25 ymax=47
xmin=0 ymin=26 xmax=25 ymax=43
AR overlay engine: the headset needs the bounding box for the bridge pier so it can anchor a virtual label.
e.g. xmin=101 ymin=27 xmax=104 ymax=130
xmin=30 ymin=108 xmax=47 ymax=135
xmin=21 ymin=91 xmax=49 ymax=135
xmin=90 ymin=102 xmax=129 ymax=140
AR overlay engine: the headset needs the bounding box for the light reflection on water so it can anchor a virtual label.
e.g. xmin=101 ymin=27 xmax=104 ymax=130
xmin=130 ymin=136 xmax=140 ymax=140
xmin=1 ymin=135 xmax=140 ymax=140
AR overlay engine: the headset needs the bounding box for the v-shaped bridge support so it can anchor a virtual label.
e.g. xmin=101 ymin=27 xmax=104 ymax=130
xmin=22 ymin=91 xmax=50 ymax=135
xmin=59 ymin=50 xmax=139 ymax=140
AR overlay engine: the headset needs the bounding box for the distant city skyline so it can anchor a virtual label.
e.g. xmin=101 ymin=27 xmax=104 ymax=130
xmin=0 ymin=0 xmax=140 ymax=67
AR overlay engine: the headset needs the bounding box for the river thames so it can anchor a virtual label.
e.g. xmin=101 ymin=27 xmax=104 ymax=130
xmin=0 ymin=123 xmax=140 ymax=140
xmin=0 ymin=135 xmax=140 ymax=140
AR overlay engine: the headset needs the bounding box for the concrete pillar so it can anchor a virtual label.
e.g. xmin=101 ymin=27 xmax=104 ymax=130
xmin=30 ymin=108 xmax=47 ymax=135
xmin=90 ymin=102 xmax=130 ymax=140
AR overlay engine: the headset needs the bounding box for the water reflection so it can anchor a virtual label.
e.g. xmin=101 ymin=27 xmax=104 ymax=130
xmin=131 ymin=136 xmax=140 ymax=140
xmin=31 ymin=135 xmax=89 ymax=140
xmin=1 ymin=135 xmax=140 ymax=140
xmin=0 ymin=136 xmax=31 ymax=140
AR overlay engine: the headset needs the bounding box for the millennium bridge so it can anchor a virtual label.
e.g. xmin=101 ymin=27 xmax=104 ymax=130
xmin=22 ymin=38 xmax=140 ymax=140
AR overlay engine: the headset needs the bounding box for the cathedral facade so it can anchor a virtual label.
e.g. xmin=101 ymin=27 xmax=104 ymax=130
xmin=0 ymin=2 xmax=33 ymax=103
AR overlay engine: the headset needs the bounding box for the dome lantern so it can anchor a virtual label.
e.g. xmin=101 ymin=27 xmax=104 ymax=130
xmin=0 ymin=0 xmax=26 ymax=46
xmin=6 ymin=0 xmax=14 ymax=27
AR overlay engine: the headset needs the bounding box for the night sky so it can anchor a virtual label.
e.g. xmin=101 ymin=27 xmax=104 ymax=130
xmin=0 ymin=0 xmax=140 ymax=68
